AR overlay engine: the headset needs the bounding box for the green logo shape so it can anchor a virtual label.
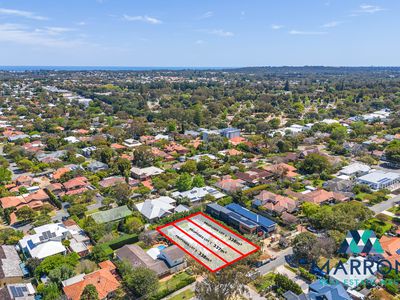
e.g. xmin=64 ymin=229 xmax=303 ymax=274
xmin=338 ymin=230 xmax=384 ymax=254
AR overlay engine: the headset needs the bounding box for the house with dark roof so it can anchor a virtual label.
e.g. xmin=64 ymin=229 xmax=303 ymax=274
xmin=0 ymin=283 xmax=36 ymax=300
xmin=116 ymin=245 xmax=169 ymax=277
xmin=0 ymin=246 xmax=24 ymax=286
xmin=158 ymin=245 xmax=187 ymax=273
xmin=226 ymin=203 xmax=277 ymax=233
xmin=206 ymin=203 xmax=276 ymax=235
xmin=284 ymin=281 xmax=351 ymax=300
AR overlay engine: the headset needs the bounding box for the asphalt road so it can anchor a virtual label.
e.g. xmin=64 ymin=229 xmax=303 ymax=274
xmin=257 ymin=247 xmax=293 ymax=275
xmin=369 ymin=194 xmax=400 ymax=215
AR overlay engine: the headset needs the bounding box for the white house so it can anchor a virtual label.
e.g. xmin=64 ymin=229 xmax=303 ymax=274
xmin=18 ymin=223 xmax=89 ymax=260
xmin=131 ymin=166 xmax=164 ymax=179
xmin=18 ymin=223 xmax=70 ymax=260
xmin=135 ymin=196 xmax=176 ymax=222
xmin=339 ymin=163 xmax=371 ymax=178
xmin=123 ymin=138 xmax=142 ymax=148
xmin=171 ymin=186 xmax=225 ymax=203
xmin=357 ymin=170 xmax=400 ymax=191
xmin=64 ymin=136 xmax=80 ymax=144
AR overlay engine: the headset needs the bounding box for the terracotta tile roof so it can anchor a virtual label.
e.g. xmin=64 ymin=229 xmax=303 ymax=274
xmin=63 ymin=268 xmax=120 ymax=300
xmin=98 ymin=260 xmax=117 ymax=271
xmin=110 ymin=143 xmax=126 ymax=150
xmin=229 ymin=136 xmax=246 ymax=145
xmin=215 ymin=176 xmax=245 ymax=193
xmin=255 ymin=190 xmax=297 ymax=213
xmin=380 ymin=236 xmax=400 ymax=256
xmin=53 ymin=166 xmax=72 ymax=180
xmin=63 ymin=177 xmax=88 ymax=190
xmin=0 ymin=196 xmax=25 ymax=209
xmin=226 ymin=149 xmax=243 ymax=156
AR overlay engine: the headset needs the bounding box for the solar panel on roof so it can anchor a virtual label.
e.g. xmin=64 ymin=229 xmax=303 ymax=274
xmin=10 ymin=286 xmax=24 ymax=297
xmin=16 ymin=287 xmax=25 ymax=297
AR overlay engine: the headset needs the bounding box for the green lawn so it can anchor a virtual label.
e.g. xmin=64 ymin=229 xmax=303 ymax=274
xmin=151 ymin=271 xmax=196 ymax=300
xmin=169 ymin=289 xmax=194 ymax=300
xmin=159 ymin=272 xmax=194 ymax=291
xmin=251 ymin=273 xmax=275 ymax=293
xmin=363 ymin=218 xmax=393 ymax=237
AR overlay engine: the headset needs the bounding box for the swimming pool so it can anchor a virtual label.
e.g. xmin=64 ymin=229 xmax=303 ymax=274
xmin=157 ymin=245 xmax=166 ymax=250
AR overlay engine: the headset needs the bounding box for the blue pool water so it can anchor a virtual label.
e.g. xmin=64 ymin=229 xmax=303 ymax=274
xmin=157 ymin=245 xmax=167 ymax=250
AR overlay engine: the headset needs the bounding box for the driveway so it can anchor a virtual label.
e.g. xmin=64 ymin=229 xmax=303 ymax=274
xmin=86 ymin=193 xmax=104 ymax=211
xmin=276 ymin=265 xmax=308 ymax=293
xmin=369 ymin=194 xmax=400 ymax=215
xmin=51 ymin=202 xmax=70 ymax=222
xmin=257 ymin=247 xmax=293 ymax=275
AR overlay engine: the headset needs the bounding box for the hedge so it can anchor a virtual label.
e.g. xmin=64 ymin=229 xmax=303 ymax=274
xmin=95 ymin=234 xmax=139 ymax=257
xmin=243 ymin=184 xmax=268 ymax=196
xmin=298 ymin=267 xmax=316 ymax=282
xmin=44 ymin=189 xmax=62 ymax=209
xmin=106 ymin=234 xmax=138 ymax=250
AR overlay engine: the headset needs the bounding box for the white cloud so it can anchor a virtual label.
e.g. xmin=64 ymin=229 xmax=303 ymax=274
xmin=0 ymin=23 xmax=85 ymax=48
xmin=350 ymin=4 xmax=385 ymax=17
xmin=36 ymin=27 xmax=75 ymax=36
xmin=0 ymin=8 xmax=47 ymax=20
xmin=76 ymin=21 xmax=86 ymax=26
xmin=208 ymin=29 xmax=234 ymax=37
xmin=199 ymin=11 xmax=213 ymax=19
xmin=271 ymin=24 xmax=284 ymax=30
xmin=195 ymin=39 xmax=205 ymax=44
xmin=358 ymin=4 xmax=384 ymax=14
xmin=322 ymin=21 xmax=342 ymax=28
xmin=123 ymin=14 xmax=162 ymax=24
xmin=289 ymin=30 xmax=327 ymax=35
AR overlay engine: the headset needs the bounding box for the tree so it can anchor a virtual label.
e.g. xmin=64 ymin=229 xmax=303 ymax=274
xmin=192 ymin=174 xmax=205 ymax=187
xmin=0 ymin=228 xmax=23 ymax=244
xmin=80 ymin=284 xmax=99 ymax=300
xmin=195 ymin=264 xmax=251 ymax=300
xmin=292 ymin=232 xmax=317 ymax=261
xmin=38 ymin=282 xmax=61 ymax=300
xmin=67 ymin=204 xmax=87 ymax=217
xmin=35 ymin=253 xmax=79 ymax=277
xmin=180 ymin=160 xmax=197 ymax=174
xmin=48 ymin=264 xmax=76 ymax=285
xmin=115 ymin=157 xmax=131 ymax=177
xmin=385 ymin=140 xmax=400 ymax=166
xmin=122 ymin=216 xmax=144 ymax=234
xmin=119 ymin=262 xmax=159 ymax=299
xmin=17 ymin=159 xmax=34 ymax=172
xmin=299 ymin=153 xmax=331 ymax=175
xmin=274 ymin=273 xmax=302 ymax=295
xmin=97 ymin=147 xmax=114 ymax=164
xmin=26 ymin=257 xmax=41 ymax=274
xmin=284 ymin=80 xmax=290 ymax=91
xmin=15 ymin=206 xmax=36 ymax=222
xmin=176 ymin=173 xmax=192 ymax=192
xmin=0 ymin=167 xmax=11 ymax=184
xmin=112 ymin=182 xmax=132 ymax=205
xmin=91 ymin=244 xmax=110 ymax=263
xmin=133 ymin=146 xmax=155 ymax=168
xmin=331 ymin=125 xmax=348 ymax=143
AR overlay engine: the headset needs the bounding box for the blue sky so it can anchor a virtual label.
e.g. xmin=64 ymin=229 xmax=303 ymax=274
xmin=0 ymin=0 xmax=398 ymax=66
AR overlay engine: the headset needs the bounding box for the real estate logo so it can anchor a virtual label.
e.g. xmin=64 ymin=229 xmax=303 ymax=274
xmin=338 ymin=230 xmax=384 ymax=255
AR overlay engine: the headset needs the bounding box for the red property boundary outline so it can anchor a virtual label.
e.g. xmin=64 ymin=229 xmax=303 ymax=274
xmin=156 ymin=211 xmax=260 ymax=272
